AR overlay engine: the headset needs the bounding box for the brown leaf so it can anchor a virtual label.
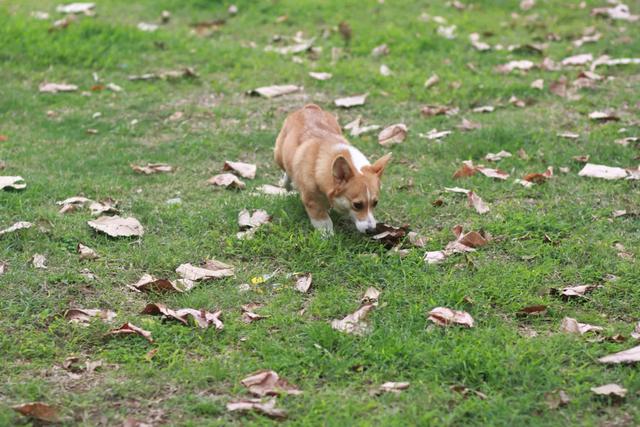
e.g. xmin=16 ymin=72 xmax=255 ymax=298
xmin=226 ymin=398 xmax=286 ymax=419
xmin=495 ymin=60 xmax=535 ymax=73
xmin=557 ymin=132 xmax=579 ymax=139
xmin=598 ymin=345 xmax=640 ymax=364
xmin=509 ymin=96 xmax=526 ymax=108
xmin=523 ymin=166 xmax=553 ymax=183
xmin=207 ymin=173 xmax=246 ymax=189
xmin=255 ymin=184 xmax=289 ymax=196
xmin=453 ymin=161 xmax=477 ymax=178
xmin=457 ymin=118 xmax=482 ymax=131
xmin=588 ymin=111 xmax=620 ymax=122
xmin=308 ymin=71 xmax=332 ymax=81
xmin=378 ymin=124 xmax=408 ymax=146
xmin=424 ymin=74 xmax=440 ymax=88
xmin=530 ymin=79 xmax=544 ymax=90
xmin=190 ymin=19 xmax=225 ymax=36
xmin=334 ymin=94 xmax=368 ymax=108
xmin=369 ymin=223 xmax=408 ymax=249
xmin=558 ymin=284 xmax=601 ymax=298
xmin=424 ymin=251 xmax=447 ymax=264
xmin=176 ymin=308 xmax=224 ymax=329
xmin=578 ymin=163 xmax=629 ymax=180
xmin=517 ymin=305 xmax=547 ymax=316
xmin=450 ymin=385 xmax=487 ymax=399
xmin=248 ymin=84 xmax=300 ymax=98
xmin=561 ymin=53 xmax=593 ymax=66
xmin=631 ymin=322 xmax=640 ymax=340
xmin=65 ymin=308 xmax=117 ymax=325
xmin=546 ymin=390 xmax=571 ymax=409
xmin=0 ymin=176 xmax=26 ymax=190
xmin=87 ymin=216 xmax=143 ymax=237
xmin=12 ymin=402 xmax=60 ymax=423
xmin=592 ymin=4 xmax=639 ymax=21
xmin=361 ymin=287 xmax=381 ymax=305
xmin=56 ymin=3 xmax=95 ymax=14
xmin=374 ymin=382 xmax=410 ymax=395
xmin=428 ymin=307 xmax=474 ymax=327
xmin=89 ymin=199 xmax=119 ymax=216
xmin=294 ymin=273 xmax=312 ymax=293
xmin=331 ymin=303 xmax=375 ymax=335
xmin=241 ymin=370 xmax=302 ymax=397
xmin=472 ymin=105 xmax=495 ymax=113
xmin=32 ymin=253 xmax=47 ymax=269
xmin=1 ymin=222 xmax=33 ymax=238
xmin=469 ymin=33 xmax=491 ymax=51
xmin=129 ymin=68 xmax=198 ymax=81
xmin=128 ymin=273 xmax=192 ymax=293
xmin=572 ymin=155 xmax=590 ymax=163
xmin=420 ymin=129 xmax=452 ymax=140
xmin=560 ymin=317 xmax=603 ymax=335
xmin=467 ymin=191 xmax=490 ymax=214
xmin=591 ymin=384 xmax=627 ymax=398
xmin=39 ymin=82 xmax=78 ymax=93
xmin=106 ymin=322 xmax=153 ymax=343
xmin=484 ymin=150 xmax=512 ymax=162
xmin=237 ymin=209 xmax=271 ymax=239
xmin=223 ymin=161 xmax=256 ymax=179
xmin=0 ymin=261 xmax=6 ymax=275
xmin=407 ymin=231 xmax=428 ymax=247
xmin=77 ymin=243 xmax=99 ymax=260
xmin=371 ymin=44 xmax=389 ymax=57
xmin=176 ymin=260 xmax=234 ymax=281
xmin=421 ymin=105 xmax=458 ymax=117
xmin=549 ymin=77 xmax=568 ymax=97
xmin=131 ymin=163 xmax=174 ymax=175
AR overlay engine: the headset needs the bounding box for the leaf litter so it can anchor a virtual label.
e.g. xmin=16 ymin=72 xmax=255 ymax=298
xmin=141 ymin=303 xmax=223 ymax=329
xmin=88 ymin=216 xmax=144 ymax=237
xmin=241 ymin=370 xmax=302 ymax=396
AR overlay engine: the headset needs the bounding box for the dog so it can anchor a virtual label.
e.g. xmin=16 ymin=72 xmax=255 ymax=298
xmin=274 ymin=104 xmax=391 ymax=235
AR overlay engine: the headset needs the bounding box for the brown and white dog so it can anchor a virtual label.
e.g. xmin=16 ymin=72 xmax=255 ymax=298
xmin=274 ymin=104 xmax=391 ymax=235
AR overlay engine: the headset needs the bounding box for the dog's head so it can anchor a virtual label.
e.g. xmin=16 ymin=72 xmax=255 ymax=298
xmin=330 ymin=152 xmax=392 ymax=233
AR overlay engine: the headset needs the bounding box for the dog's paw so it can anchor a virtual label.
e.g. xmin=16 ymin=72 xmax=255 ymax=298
xmin=311 ymin=217 xmax=334 ymax=237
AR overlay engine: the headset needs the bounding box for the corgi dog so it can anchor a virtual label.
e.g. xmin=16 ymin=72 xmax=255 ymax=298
xmin=274 ymin=104 xmax=391 ymax=235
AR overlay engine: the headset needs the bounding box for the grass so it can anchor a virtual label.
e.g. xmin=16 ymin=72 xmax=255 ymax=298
xmin=1 ymin=0 xmax=639 ymax=425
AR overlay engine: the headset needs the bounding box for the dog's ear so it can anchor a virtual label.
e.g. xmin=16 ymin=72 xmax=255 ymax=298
xmin=370 ymin=153 xmax=392 ymax=177
xmin=332 ymin=155 xmax=354 ymax=183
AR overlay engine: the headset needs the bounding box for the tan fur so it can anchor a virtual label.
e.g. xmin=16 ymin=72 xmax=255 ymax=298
xmin=274 ymin=104 xmax=391 ymax=234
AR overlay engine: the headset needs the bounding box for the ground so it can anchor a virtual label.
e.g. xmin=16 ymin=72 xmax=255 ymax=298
xmin=1 ymin=0 xmax=640 ymax=425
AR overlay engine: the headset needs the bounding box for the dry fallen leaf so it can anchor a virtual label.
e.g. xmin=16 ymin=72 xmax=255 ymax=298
xmin=378 ymin=124 xmax=408 ymax=146
xmin=12 ymin=402 xmax=60 ymax=423
xmin=560 ymin=317 xmax=603 ymax=335
xmin=309 ymin=72 xmax=332 ymax=81
xmin=379 ymin=64 xmax=392 ymax=76
xmin=65 ymin=308 xmax=117 ymax=325
xmin=523 ymin=166 xmax=553 ymax=183
xmin=106 ymin=322 xmax=154 ymax=343
xmin=531 ymin=79 xmax=544 ymax=90
xmin=407 ymin=231 xmax=428 ymax=247
xmin=591 ymin=4 xmax=638 ymax=22
xmin=207 ymin=173 xmax=246 ymax=189
xmin=331 ymin=303 xmax=375 ymax=335
xmin=241 ymin=370 xmax=302 ymax=397
xmin=0 ymin=221 xmax=33 ymax=237
xmin=578 ymin=163 xmax=629 ymax=180
xmin=546 ymin=390 xmax=571 ymax=409
xmin=255 ymin=184 xmax=289 ymax=196
xmin=56 ymin=3 xmax=95 ymax=14
xmin=89 ymin=199 xmax=119 ymax=216
xmin=589 ymin=111 xmax=620 ymax=122
xmin=428 ymin=307 xmax=474 ymax=327
xmin=88 ymin=216 xmax=143 ymax=237
xmin=129 ymin=67 xmax=198 ymax=81
xmin=374 ymin=382 xmax=410 ymax=395
xmin=294 ymin=273 xmax=312 ymax=293
xmin=562 ymin=53 xmax=593 ymax=66
xmin=226 ymin=398 xmax=286 ymax=419
xmin=237 ymin=209 xmax=272 ymax=239
xmin=450 ymin=385 xmax=488 ymax=400
xmin=0 ymin=176 xmax=26 ymax=190
xmin=469 ymin=33 xmax=491 ymax=51
xmin=420 ymin=129 xmax=452 ymax=140
xmin=558 ymin=132 xmax=579 ymax=139
xmin=0 ymin=261 xmax=6 ymax=275
xmin=344 ymin=116 xmax=380 ymax=137
xmin=334 ymin=93 xmax=368 ymax=108
xmin=598 ymin=345 xmax=640 ymax=364
xmin=631 ymin=322 xmax=640 ymax=340
xmin=591 ymin=384 xmax=627 ymax=399
xmin=371 ymin=43 xmax=389 ymax=56
xmin=39 ymin=82 xmax=78 ymax=93
xmin=176 ymin=260 xmax=234 ymax=281
xmin=141 ymin=303 xmax=223 ymax=329
xmin=128 ymin=273 xmax=193 ymax=293
xmin=484 ymin=150 xmax=512 ymax=162
xmin=517 ymin=305 xmax=547 ymax=316
xmin=457 ymin=118 xmax=482 ymax=131
xmin=557 ymin=284 xmax=601 ymax=298
xmin=369 ymin=223 xmax=408 ymax=249
xmin=421 ymin=105 xmax=459 ymax=117
xmin=496 ymin=60 xmax=535 ymax=73
xmin=248 ymin=84 xmax=300 ymax=98
xmin=424 ymin=74 xmax=440 ymax=88
xmin=131 ymin=163 xmax=174 ymax=175
xmin=467 ymin=191 xmax=490 ymax=214
xmin=241 ymin=303 xmax=268 ymax=324
xmin=223 ymin=161 xmax=257 ymax=179
xmin=472 ymin=105 xmax=495 ymax=114
xmin=77 ymin=243 xmax=99 ymax=260
xmin=32 ymin=253 xmax=47 ymax=269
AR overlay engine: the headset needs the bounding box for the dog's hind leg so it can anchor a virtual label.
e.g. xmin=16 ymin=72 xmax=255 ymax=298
xmin=282 ymin=173 xmax=294 ymax=191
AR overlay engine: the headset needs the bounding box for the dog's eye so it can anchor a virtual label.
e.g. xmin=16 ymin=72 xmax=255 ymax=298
xmin=372 ymin=200 xmax=378 ymax=208
xmin=353 ymin=202 xmax=364 ymax=210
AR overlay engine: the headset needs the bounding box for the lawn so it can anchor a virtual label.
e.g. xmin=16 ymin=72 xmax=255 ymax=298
xmin=1 ymin=0 xmax=640 ymax=425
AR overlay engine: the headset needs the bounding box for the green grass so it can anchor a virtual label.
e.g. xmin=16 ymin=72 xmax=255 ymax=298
xmin=1 ymin=0 xmax=639 ymax=425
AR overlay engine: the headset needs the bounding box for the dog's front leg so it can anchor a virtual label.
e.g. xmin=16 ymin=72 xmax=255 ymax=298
xmin=302 ymin=193 xmax=333 ymax=236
